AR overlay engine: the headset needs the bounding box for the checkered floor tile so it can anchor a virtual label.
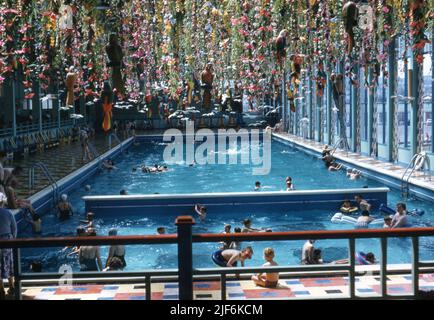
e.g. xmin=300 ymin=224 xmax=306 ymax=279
xmin=19 ymin=273 xmax=434 ymax=300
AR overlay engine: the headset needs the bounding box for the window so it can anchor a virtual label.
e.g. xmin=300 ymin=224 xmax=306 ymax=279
xmin=345 ymin=75 xmax=352 ymax=139
xmin=397 ymin=36 xmax=411 ymax=148
xmin=360 ymin=69 xmax=368 ymax=141
xmin=377 ymin=69 xmax=388 ymax=144
xmin=422 ymin=31 xmax=433 ymax=152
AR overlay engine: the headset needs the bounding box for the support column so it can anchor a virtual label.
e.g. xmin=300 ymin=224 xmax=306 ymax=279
xmin=175 ymin=216 xmax=195 ymax=300
xmin=387 ymin=38 xmax=397 ymax=161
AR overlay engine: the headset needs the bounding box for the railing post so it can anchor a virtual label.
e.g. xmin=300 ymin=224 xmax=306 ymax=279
xmin=380 ymin=237 xmax=388 ymax=298
xmin=175 ymin=216 xmax=195 ymax=300
xmin=412 ymin=236 xmax=419 ymax=299
xmin=349 ymin=238 xmax=356 ymax=299
xmin=13 ymin=248 xmax=21 ymax=300
xmin=145 ymin=275 xmax=151 ymax=300
xmin=220 ymin=274 xmax=226 ymax=300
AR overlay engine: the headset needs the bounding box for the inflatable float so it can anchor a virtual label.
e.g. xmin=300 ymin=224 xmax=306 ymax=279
xmin=331 ymin=212 xmax=384 ymax=227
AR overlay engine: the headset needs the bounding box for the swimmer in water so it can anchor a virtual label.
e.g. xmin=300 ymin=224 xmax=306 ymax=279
xmin=242 ymin=218 xmax=272 ymax=233
xmin=357 ymin=211 xmax=375 ymax=225
xmin=102 ymin=159 xmax=117 ymax=170
xmin=85 ymin=185 xmax=91 ymax=192
xmin=194 ymin=204 xmax=207 ymax=221
xmin=25 ymin=213 xmax=42 ymax=234
xmin=157 ymin=227 xmax=166 ymax=234
xmin=286 ymin=177 xmax=295 ymax=191
xmin=254 ymin=181 xmax=261 ymax=191
xmin=80 ymin=212 xmax=95 ymax=229
xmin=383 ymin=216 xmax=393 ymax=228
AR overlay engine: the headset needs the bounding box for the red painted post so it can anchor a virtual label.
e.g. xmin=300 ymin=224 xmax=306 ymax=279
xmin=175 ymin=216 xmax=195 ymax=300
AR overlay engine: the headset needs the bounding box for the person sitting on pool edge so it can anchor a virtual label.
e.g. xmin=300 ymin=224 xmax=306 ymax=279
xmin=340 ymin=199 xmax=358 ymax=214
xmin=251 ymin=247 xmax=279 ymax=288
xmin=212 ymin=246 xmax=254 ymax=267
xmin=194 ymin=204 xmax=207 ymax=221
xmin=242 ymin=218 xmax=272 ymax=233
xmin=321 ymin=144 xmax=332 ymax=158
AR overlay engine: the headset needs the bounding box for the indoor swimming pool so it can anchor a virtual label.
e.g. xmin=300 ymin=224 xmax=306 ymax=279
xmin=19 ymin=136 xmax=434 ymax=272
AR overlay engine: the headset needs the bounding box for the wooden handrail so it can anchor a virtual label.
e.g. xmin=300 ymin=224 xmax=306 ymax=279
xmin=1 ymin=227 xmax=434 ymax=248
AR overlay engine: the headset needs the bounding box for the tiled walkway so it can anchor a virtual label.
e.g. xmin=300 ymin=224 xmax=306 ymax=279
xmin=20 ymin=274 xmax=434 ymax=300
xmin=274 ymin=133 xmax=434 ymax=193
xmin=6 ymin=132 xmax=131 ymax=199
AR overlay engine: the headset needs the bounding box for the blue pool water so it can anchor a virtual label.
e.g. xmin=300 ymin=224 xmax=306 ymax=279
xmin=20 ymin=138 xmax=434 ymax=272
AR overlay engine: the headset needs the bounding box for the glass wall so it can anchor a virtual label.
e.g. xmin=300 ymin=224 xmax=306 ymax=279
xmin=397 ymin=36 xmax=411 ymax=148
xmin=360 ymin=70 xmax=368 ymax=141
xmin=345 ymin=75 xmax=351 ymax=139
xmin=377 ymin=69 xmax=388 ymax=144
xmin=422 ymin=31 xmax=433 ymax=152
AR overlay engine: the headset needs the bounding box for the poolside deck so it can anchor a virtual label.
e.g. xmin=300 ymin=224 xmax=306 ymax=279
xmin=6 ymin=131 xmax=159 ymax=199
xmin=273 ymin=133 xmax=434 ymax=195
xmin=17 ymin=273 xmax=434 ymax=300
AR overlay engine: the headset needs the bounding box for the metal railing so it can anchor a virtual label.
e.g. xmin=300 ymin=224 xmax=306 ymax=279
xmin=108 ymin=132 xmax=124 ymax=153
xmin=401 ymin=152 xmax=431 ymax=199
xmin=330 ymin=137 xmax=349 ymax=157
xmin=28 ymin=162 xmax=59 ymax=204
xmin=0 ymin=120 xmax=75 ymax=138
xmin=1 ymin=217 xmax=434 ymax=300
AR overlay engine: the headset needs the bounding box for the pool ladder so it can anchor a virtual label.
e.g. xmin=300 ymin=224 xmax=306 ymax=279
xmin=28 ymin=162 xmax=59 ymax=205
xmin=108 ymin=133 xmax=124 ymax=153
xmin=401 ymin=152 xmax=431 ymax=199
xmin=330 ymin=137 xmax=349 ymax=157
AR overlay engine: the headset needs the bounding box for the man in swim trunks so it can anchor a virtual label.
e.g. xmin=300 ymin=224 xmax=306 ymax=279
xmin=251 ymin=247 xmax=279 ymax=288
xmin=391 ymin=203 xmax=409 ymax=228
xmin=354 ymin=195 xmax=371 ymax=212
xmin=301 ymin=240 xmax=316 ymax=264
xmin=357 ymin=211 xmax=375 ymax=225
xmin=213 ymin=247 xmax=253 ymax=267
